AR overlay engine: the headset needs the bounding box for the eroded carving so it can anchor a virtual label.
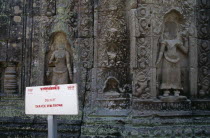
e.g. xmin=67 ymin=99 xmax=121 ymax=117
xmin=133 ymin=37 xmax=151 ymax=99
xmin=4 ymin=62 xmax=17 ymax=94
xmin=156 ymin=10 xmax=189 ymax=100
xmin=97 ymin=6 xmax=128 ymax=68
xmin=103 ymin=77 xmax=122 ymax=95
xmin=198 ymin=1 xmax=210 ymax=98
xmin=134 ymin=80 xmax=150 ymax=99
xmin=48 ymin=32 xmax=73 ymax=85
xmin=51 ymin=3 xmax=77 ymax=38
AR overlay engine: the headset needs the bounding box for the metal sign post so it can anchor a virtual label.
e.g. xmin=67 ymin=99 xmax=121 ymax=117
xmin=48 ymin=115 xmax=57 ymax=138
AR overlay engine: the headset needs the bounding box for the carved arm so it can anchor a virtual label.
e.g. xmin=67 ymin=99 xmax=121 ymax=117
xmin=66 ymin=51 xmax=72 ymax=82
xmin=156 ymin=42 xmax=166 ymax=65
xmin=49 ymin=52 xmax=55 ymax=64
xmin=47 ymin=52 xmax=55 ymax=77
xmin=177 ymin=37 xmax=189 ymax=55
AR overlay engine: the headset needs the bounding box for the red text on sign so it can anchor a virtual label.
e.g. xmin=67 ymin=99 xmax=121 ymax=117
xmin=40 ymin=85 xmax=60 ymax=91
xmin=35 ymin=104 xmax=63 ymax=108
xmin=68 ymin=86 xmax=75 ymax=90
xmin=28 ymin=89 xmax=33 ymax=92
xmin=45 ymin=98 xmax=56 ymax=102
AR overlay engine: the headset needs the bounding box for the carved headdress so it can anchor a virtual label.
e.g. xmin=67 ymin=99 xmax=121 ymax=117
xmin=49 ymin=32 xmax=72 ymax=55
xmin=162 ymin=10 xmax=184 ymax=40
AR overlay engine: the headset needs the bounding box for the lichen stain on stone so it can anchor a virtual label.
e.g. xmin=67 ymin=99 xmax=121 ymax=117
xmin=33 ymin=3 xmax=36 ymax=7
xmin=14 ymin=6 xmax=22 ymax=14
xmin=26 ymin=27 xmax=30 ymax=39
xmin=12 ymin=43 xmax=17 ymax=48
xmin=13 ymin=16 xmax=21 ymax=23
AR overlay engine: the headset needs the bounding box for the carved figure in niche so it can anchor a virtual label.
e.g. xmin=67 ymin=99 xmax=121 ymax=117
xmin=103 ymin=77 xmax=121 ymax=95
xmin=156 ymin=11 xmax=188 ymax=97
xmin=48 ymin=32 xmax=73 ymax=85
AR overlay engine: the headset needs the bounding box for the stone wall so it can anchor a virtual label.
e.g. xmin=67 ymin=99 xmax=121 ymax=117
xmin=0 ymin=0 xmax=210 ymax=137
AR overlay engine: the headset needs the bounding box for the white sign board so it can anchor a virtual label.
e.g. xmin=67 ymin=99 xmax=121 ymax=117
xmin=25 ymin=84 xmax=78 ymax=115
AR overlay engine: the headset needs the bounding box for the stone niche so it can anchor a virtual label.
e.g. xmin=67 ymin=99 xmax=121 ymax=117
xmin=156 ymin=10 xmax=190 ymax=102
xmin=45 ymin=31 xmax=73 ymax=85
xmin=128 ymin=3 xmax=199 ymax=121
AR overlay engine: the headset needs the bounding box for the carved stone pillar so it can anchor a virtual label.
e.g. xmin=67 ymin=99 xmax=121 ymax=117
xmin=91 ymin=0 xmax=131 ymax=112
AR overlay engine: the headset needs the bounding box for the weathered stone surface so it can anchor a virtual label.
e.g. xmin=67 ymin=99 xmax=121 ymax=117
xmin=0 ymin=0 xmax=210 ymax=137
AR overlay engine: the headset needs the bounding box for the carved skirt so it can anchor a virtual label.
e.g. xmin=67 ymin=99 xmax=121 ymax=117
xmin=160 ymin=58 xmax=182 ymax=90
xmin=52 ymin=70 xmax=69 ymax=85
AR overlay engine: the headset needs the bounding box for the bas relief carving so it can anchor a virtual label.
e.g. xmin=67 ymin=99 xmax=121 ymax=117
xmin=1 ymin=0 xmax=210 ymax=137
xmin=103 ymin=77 xmax=122 ymax=95
xmin=4 ymin=62 xmax=18 ymax=94
xmin=52 ymin=3 xmax=76 ymax=38
xmin=92 ymin=0 xmax=131 ymax=110
xmin=198 ymin=2 xmax=210 ymax=98
xmin=134 ymin=80 xmax=150 ymax=99
xmin=156 ymin=11 xmax=189 ymax=100
xmin=47 ymin=32 xmax=73 ymax=85
xmin=137 ymin=46 xmax=149 ymax=69
xmin=132 ymin=1 xmax=196 ymax=101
